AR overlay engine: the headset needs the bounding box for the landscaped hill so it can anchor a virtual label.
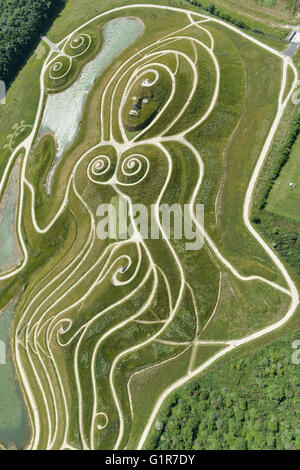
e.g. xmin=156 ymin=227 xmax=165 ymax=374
xmin=0 ymin=0 xmax=299 ymax=451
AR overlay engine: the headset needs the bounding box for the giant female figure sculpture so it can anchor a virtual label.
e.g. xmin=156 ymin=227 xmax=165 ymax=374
xmin=0 ymin=6 xmax=296 ymax=450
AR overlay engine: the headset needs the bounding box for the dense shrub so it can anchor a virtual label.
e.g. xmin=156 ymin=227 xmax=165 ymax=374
xmin=147 ymin=332 xmax=300 ymax=450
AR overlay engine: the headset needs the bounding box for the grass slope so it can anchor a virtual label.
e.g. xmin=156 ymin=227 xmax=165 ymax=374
xmin=0 ymin=0 xmax=298 ymax=451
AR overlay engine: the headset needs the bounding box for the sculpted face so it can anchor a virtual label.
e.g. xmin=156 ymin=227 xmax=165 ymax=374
xmin=123 ymin=74 xmax=168 ymax=132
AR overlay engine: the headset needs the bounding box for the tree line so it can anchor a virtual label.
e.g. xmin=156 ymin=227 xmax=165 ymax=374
xmin=259 ymin=112 xmax=300 ymax=210
xmin=184 ymin=0 xmax=286 ymax=39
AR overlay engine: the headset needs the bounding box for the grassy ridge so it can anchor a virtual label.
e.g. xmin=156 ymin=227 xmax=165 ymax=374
xmin=185 ymin=0 xmax=297 ymax=25
xmin=191 ymin=22 xmax=283 ymax=282
xmin=252 ymin=51 xmax=300 ymax=285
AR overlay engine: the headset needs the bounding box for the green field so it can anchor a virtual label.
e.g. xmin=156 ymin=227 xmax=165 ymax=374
xmin=185 ymin=0 xmax=297 ymax=24
xmin=146 ymin=327 xmax=300 ymax=450
xmin=0 ymin=299 xmax=30 ymax=449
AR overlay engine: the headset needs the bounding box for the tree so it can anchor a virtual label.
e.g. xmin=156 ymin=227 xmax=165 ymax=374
xmin=0 ymin=0 xmax=67 ymax=86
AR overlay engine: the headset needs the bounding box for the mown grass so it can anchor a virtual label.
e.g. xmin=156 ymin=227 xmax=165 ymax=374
xmin=200 ymin=273 xmax=290 ymax=340
xmin=143 ymin=304 xmax=300 ymax=449
xmin=45 ymin=27 xmax=102 ymax=94
xmin=0 ymin=45 xmax=48 ymax=184
xmin=48 ymin=0 xmax=193 ymax=43
xmin=146 ymin=326 xmax=300 ymax=450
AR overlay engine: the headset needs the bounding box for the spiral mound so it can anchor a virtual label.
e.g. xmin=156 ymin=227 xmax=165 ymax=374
xmin=67 ymin=33 xmax=92 ymax=57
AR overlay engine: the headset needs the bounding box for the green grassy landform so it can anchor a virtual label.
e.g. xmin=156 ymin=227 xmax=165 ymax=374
xmin=267 ymin=134 xmax=300 ymax=223
xmin=0 ymin=0 xmax=299 ymax=452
